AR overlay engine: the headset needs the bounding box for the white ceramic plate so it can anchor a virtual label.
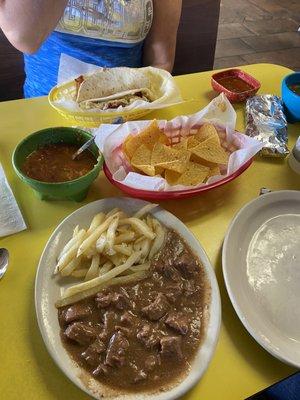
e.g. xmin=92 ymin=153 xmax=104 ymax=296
xmin=223 ymin=190 xmax=300 ymax=367
xmin=35 ymin=198 xmax=221 ymax=400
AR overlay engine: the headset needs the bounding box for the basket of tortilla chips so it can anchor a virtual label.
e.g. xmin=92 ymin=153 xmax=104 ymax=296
xmin=48 ymin=66 xmax=182 ymax=127
xmin=95 ymin=94 xmax=263 ymax=200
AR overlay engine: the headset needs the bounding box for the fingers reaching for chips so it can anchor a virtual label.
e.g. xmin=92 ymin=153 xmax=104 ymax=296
xmin=122 ymin=120 xmax=231 ymax=187
xmin=55 ymin=204 xmax=164 ymax=308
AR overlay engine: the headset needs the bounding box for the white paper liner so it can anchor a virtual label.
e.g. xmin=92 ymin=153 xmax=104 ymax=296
xmin=0 ymin=164 xmax=27 ymax=237
xmin=94 ymin=93 xmax=263 ymax=192
xmin=54 ymin=54 xmax=183 ymax=113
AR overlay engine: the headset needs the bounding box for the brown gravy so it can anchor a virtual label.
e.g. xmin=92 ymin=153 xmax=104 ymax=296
xmin=58 ymin=230 xmax=210 ymax=392
xmin=22 ymin=143 xmax=96 ymax=182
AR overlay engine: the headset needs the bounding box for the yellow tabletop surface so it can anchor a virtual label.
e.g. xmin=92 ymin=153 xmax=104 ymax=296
xmin=0 ymin=64 xmax=299 ymax=400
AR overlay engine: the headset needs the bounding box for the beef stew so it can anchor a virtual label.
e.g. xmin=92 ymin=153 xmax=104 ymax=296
xmin=58 ymin=229 xmax=210 ymax=392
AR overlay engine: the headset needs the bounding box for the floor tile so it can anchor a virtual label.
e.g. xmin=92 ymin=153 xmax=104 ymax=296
xmin=241 ymin=32 xmax=300 ymax=52
xmin=242 ymin=48 xmax=300 ymax=70
xmin=243 ymin=17 xmax=299 ymax=35
xmin=213 ymin=55 xmax=247 ymax=69
xmin=219 ymin=0 xmax=270 ymax=24
xmin=217 ymin=23 xmax=255 ymax=40
xmin=215 ymin=38 xmax=254 ymax=58
xmin=248 ymin=0 xmax=289 ymax=15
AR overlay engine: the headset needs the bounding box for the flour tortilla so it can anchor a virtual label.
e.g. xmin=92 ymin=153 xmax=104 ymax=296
xmin=76 ymin=67 xmax=151 ymax=103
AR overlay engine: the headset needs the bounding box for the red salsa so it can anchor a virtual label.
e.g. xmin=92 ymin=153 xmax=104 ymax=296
xmin=289 ymin=84 xmax=300 ymax=96
xmin=22 ymin=143 xmax=97 ymax=182
xmin=218 ymin=76 xmax=254 ymax=93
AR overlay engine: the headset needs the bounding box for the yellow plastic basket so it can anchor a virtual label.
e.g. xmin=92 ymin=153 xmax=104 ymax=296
xmin=48 ymin=81 xmax=153 ymax=128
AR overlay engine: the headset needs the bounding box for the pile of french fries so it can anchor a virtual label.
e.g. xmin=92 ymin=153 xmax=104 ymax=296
xmin=55 ymin=204 xmax=165 ymax=308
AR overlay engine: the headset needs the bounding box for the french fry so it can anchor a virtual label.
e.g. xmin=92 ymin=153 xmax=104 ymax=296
xmin=56 ymin=270 xmax=148 ymax=308
xmin=61 ymin=251 xmax=142 ymax=299
xmin=133 ymin=203 xmax=158 ymax=219
xmin=107 ymin=253 xmax=127 ymax=266
xmin=105 ymin=216 xmax=119 ymax=255
xmin=57 ymin=225 xmax=80 ymax=261
xmin=77 ymin=215 xmax=116 ymax=256
xmin=73 ymin=225 xmax=79 ymax=237
xmin=105 ymin=208 xmax=120 ymax=218
xmin=99 ymin=261 xmax=113 ymax=276
xmin=87 ymin=212 xmax=105 ymax=234
xmin=85 ymin=254 xmax=100 ymax=281
xmin=118 ymin=218 xmax=155 ymax=240
xmin=55 ymin=229 xmax=86 ymax=273
xmin=134 ymin=237 xmax=151 ymax=261
xmin=149 ymin=219 xmax=165 ymax=258
xmin=114 ymin=244 xmax=132 ymax=257
xmin=146 ymin=215 xmax=154 ymax=231
xmin=71 ymin=269 xmax=89 ymax=278
xmin=55 ymin=207 xmax=167 ymax=307
xmin=96 ymin=232 xmax=107 ymax=253
xmin=129 ymin=262 xmax=150 ymax=272
xmin=114 ymin=231 xmax=136 ymax=244
xmin=60 ymin=256 xmax=82 ymax=277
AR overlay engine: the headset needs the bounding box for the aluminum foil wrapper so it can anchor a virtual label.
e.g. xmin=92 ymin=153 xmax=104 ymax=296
xmin=245 ymin=95 xmax=289 ymax=157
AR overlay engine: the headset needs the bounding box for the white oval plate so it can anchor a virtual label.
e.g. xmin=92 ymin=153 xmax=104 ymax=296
xmin=223 ymin=190 xmax=300 ymax=367
xmin=35 ymin=198 xmax=221 ymax=400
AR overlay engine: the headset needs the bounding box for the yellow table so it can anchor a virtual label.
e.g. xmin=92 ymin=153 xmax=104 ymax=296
xmin=1 ymin=64 xmax=299 ymax=400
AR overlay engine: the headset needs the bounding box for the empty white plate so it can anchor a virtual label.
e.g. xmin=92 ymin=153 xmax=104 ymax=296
xmin=222 ymin=190 xmax=300 ymax=367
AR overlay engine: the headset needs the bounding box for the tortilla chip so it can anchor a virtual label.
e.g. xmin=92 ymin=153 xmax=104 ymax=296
xmin=173 ymin=138 xmax=189 ymax=150
xmin=123 ymin=135 xmax=141 ymax=159
xmin=166 ymin=161 xmax=209 ymax=186
xmin=195 ymin=123 xmax=220 ymax=143
xmin=187 ymin=136 xmax=201 ymax=149
xmin=190 ymin=154 xmax=219 ymax=168
xmin=131 ymin=144 xmax=155 ymax=176
xmin=139 ymin=120 xmax=167 ymax=149
xmin=208 ymin=165 xmax=221 ymax=177
xmin=191 ymin=135 xmax=229 ymax=164
xmin=155 ymin=166 xmax=165 ymax=175
xmin=151 ymin=142 xmax=190 ymax=173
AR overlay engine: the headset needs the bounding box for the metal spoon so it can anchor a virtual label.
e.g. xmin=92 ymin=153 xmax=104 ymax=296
xmin=0 ymin=248 xmax=9 ymax=279
xmin=72 ymin=117 xmax=124 ymax=160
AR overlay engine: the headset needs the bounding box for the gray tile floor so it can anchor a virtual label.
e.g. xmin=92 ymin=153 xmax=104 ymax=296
xmin=214 ymin=0 xmax=300 ymax=70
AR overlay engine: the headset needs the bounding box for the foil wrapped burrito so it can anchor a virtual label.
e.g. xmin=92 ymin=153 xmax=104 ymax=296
xmin=245 ymin=95 xmax=289 ymax=157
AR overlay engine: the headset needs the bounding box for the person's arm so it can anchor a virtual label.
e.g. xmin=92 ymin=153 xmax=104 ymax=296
xmin=0 ymin=0 xmax=68 ymax=54
xmin=143 ymin=0 xmax=182 ymax=73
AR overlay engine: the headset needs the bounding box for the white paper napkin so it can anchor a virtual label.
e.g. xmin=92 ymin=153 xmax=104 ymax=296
xmin=0 ymin=164 xmax=26 ymax=237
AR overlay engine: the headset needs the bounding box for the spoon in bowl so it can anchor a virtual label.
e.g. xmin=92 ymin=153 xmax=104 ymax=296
xmin=72 ymin=117 xmax=124 ymax=160
xmin=0 ymin=248 xmax=9 ymax=279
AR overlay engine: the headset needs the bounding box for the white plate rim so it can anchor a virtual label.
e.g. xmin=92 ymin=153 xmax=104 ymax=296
xmin=222 ymin=190 xmax=300 ymax=368
xmin=35 ymin=197 xmax=221 ymax=400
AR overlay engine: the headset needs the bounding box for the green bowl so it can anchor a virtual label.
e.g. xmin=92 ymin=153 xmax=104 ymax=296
xmin=12 ymin=127 xmax=103 ymax=201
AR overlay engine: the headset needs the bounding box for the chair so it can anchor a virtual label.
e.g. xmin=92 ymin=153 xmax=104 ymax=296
xmin=0 ymin=0 xmax=221 ymax=101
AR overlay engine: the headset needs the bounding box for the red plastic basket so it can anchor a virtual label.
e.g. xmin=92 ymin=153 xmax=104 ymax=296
xmin=211 ymin=68 xmax=261 ymax=103
xmin=103 ymin=158 xmax=253 ymax=200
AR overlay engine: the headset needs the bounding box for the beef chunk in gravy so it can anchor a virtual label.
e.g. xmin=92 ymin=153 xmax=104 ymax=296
xmin=59 ymin=229 xmax=209 ymax=392
xmin=174 ymin=253 xmax=199 ymax=279
xmin=59 ymin=303 xmax=92 ymax=326
xmin=165 ymin=312 xmax=189 ymax=335
xmin=96 ymin=292 xmax=129 ymax=310
xmin=105 ymin=332 xmax=129 ymax=367
xmin=137 ymin=323 xmax=161 ymax=349
xmin=142 ymin=293 xmax=170 ymax=321
xmin=160 ymin=336 xmax=183 ymax=360
xmin=81 ymin=339 xmax=106 ymax=366
xmin=64 ymin=322 xmax=99 ymax=346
